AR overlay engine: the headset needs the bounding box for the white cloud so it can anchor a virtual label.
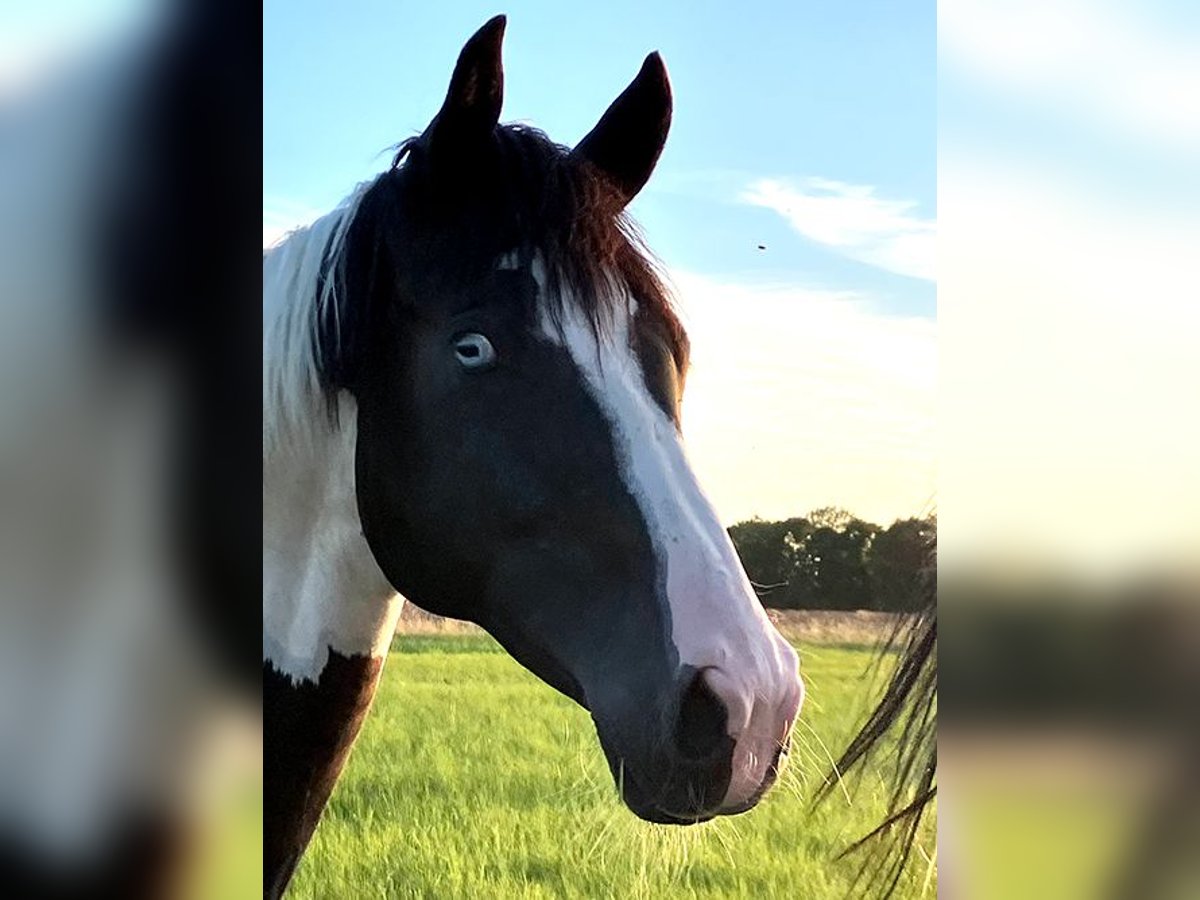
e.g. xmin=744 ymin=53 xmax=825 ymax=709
xmin=940 ymin=0 xmax=1200 ymax=154
xmin=939 ymin=0 xmax=1200 ymax=575
xmin=740 ymin=177 xmax=936 ymax=281
xmin=669 ymin=270 xmax=936 ymax=526
xmin=939 ymin=150 xmax=1200 ymax=574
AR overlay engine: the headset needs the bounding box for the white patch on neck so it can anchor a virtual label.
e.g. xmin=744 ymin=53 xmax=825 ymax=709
xmin=263 ymin=183 xmax=404 ymax=684
xmin=262 ymin=394 xmax=402 ymax=684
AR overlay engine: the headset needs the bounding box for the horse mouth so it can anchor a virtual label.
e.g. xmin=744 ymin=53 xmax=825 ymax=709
xmin=630 ymin=806 xmax=719 ymax=826
xmin=716 ymin=737 xmax=790 ymax=816
xmin=624 ymin=740 xmax=789 ymax=826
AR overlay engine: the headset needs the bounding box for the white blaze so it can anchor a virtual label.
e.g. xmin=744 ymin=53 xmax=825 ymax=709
xmin=540 ymin=289 xmax=803 ymax=809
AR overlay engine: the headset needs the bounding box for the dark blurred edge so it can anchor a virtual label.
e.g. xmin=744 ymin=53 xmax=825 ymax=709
xmin=0 ymin=1 xmax=262 ymax=897
xmin=100 ymin=0 xmax=263 ymax=696
xmin=940 ymin=578 xmax=1198 ymax=732
xmin=940 ymin=576 xmax=1200 ymax=900
xmin=821 ymin=560 xmax=1200 ymax=898
xmin=0 ymin=814 xmax=192 ymax=900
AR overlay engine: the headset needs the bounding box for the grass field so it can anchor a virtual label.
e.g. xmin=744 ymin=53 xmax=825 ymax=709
xmin=289 ymin=630 xmax=936 ymax=899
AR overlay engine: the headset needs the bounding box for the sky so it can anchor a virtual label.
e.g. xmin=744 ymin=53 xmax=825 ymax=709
xmin=7 ymin=1 xmax=1193 ymax=569
xmin=263 ymin=0 xmax=937 ymax=528
xmin=937 ymin=0 xmax=1200 ymax=573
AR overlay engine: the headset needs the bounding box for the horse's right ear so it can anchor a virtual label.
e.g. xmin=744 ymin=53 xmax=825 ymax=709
xmin=424 ymin=15 xmax=506 ymax=153
xmin=573 ymin=52 xmax=672 ymax=207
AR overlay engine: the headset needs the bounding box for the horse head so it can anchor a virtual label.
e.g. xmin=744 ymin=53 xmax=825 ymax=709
xmin=310 ymin=15 xmax=803 ymax=825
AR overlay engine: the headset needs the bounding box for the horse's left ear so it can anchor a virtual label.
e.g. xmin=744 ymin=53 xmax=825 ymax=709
xmin=573 ymin=53 xmax=672 ymax=207
xmin=426 ymin=15 xmax=506 ymax=151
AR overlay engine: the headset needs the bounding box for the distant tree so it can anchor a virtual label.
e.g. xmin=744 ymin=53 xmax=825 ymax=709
xmin=779 ymin=516 xmax=816 ymax=549
xmin=728 ymin=510 xmax=932 ymax=611
xmin=728 ymin=518 xmax=795 ymax=605
xmin=808 ymin=506 xmax=855 ymax=531
xmin=793 ymin=525 xmax=875 ymax=609
xmin=774 ymin=517 xmax=817 ymax=608
xmin=865 ymin=517 xmax=935 ymax=612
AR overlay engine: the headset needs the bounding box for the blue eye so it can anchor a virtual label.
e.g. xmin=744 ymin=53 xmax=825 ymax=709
xmin=453 ymin=333 xmax=497 ymax=369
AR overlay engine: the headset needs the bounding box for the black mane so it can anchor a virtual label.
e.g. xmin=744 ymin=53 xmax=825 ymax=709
xmin=313 ymin=124 xmax=688 ymax=405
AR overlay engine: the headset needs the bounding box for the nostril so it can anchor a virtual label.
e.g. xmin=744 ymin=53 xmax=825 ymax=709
xmin=674 ymin=670 xmax=730 ymax=762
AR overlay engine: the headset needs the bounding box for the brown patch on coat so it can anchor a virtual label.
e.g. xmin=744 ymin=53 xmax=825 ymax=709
xmin=264 ymin=650 xmax=384 ymax=898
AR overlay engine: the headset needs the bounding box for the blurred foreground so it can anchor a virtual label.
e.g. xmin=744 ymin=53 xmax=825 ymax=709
xmin=939 ymin=0 xmax=1199 ymax=896
xmin=0 ymin=2 xmax=259 ymax=896
xmin=940 ymin=577 xmax=1199 ymax=899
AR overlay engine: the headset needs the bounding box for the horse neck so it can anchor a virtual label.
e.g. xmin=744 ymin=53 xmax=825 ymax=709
xmin=262 ymin=397 xmax=402 ymax=684
xmin=262 ymin=398 xmax=400 ymax=894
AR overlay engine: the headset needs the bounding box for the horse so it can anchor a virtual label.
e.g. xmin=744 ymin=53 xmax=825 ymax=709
xmin=263 ymin=15 xmax=803 ymax=897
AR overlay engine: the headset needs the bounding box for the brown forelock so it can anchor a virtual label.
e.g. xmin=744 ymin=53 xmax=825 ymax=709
xmin=379 ymin=124 xmax=689 ymax=375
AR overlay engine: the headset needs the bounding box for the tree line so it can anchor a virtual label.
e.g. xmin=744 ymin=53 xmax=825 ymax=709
xmin=728 ymin=507 xmax=935 ymax=612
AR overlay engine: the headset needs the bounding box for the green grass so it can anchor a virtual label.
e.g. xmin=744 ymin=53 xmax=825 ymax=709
xmin=289 ymin=635 xmax=936 ymax=899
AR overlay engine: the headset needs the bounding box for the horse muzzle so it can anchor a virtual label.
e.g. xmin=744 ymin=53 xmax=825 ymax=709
xmin=592 ymin=662 xmax=803 ymax=824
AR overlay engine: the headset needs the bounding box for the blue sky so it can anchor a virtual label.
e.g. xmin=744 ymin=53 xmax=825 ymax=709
xmin=264 ymin=1 xmax=935 ymax=319
xmin=4 ymin=2 xmax=1194 ymax=553
xmin=0 ymin=0 xmax=936 ymax=525
xmin=263 ymin=2 xmax=937 ymax=524
xmin=938 ymin=0 xmax=1200 ymax=570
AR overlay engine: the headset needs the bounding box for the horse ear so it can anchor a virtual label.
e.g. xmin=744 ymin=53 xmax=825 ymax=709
xmin=573 ymin=53 xmax=672 ymax=207
xmin=427 ymin=15 xmax=506 ymax=148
